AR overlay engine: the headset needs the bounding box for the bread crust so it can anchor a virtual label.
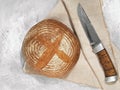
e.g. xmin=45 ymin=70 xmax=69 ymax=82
xmin=22 ymin=19 xmax=80 ymax=78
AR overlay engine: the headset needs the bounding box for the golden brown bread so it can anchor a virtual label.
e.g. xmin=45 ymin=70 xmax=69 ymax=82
xmin=22 ymin=19 xmax=80 ymax=78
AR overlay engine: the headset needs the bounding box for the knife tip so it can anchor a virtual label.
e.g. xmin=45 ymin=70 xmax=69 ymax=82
xmin=77 ymin=3 xmax=81 ymax=10
xmin=77 ymin=3 xmax=84 ymax=15
xmin=77 ymin=3 xmax=83 ymax=9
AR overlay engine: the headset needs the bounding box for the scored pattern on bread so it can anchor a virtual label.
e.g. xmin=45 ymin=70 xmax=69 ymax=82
xmin=22 ymin=19 xmax=80 ymax=78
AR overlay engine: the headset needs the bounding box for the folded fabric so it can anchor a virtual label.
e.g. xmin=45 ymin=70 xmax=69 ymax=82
xmin=47 ymin=0 xmax=120 ymax=90
xmin=0 ymin=0 xmax=101 ymax=90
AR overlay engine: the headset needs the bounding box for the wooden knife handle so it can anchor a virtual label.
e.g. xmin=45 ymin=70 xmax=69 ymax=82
xmin=97 ymin=49 xmax=117 ymax=77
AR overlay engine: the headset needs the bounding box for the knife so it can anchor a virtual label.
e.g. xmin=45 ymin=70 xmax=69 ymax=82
xmin=77 ymin=4 xmax=118 ymax=83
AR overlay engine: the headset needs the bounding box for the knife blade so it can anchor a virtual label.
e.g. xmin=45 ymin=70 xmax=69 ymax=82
xmin=77 ymin=3 xmax=118 ymax=83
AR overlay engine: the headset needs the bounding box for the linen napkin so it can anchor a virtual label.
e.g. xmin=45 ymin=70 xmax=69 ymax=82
xmin=0 ymin=0 xmax=100 ymax=90
xmin=46 ymin=0 xmax=120 ymax=90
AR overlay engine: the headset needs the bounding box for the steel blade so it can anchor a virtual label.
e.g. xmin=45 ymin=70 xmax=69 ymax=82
xmin=77 ymin=4 xmax=101 ymax=48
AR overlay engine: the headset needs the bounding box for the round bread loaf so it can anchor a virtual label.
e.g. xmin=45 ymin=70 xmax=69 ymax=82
xmin=22 ymin=19 xmax=80 ymax=78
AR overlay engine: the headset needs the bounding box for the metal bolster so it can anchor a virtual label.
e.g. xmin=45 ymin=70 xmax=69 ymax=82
xmin=93 ymin=43 xmax=104 ymax=53
xmin=105 ymin=75 xmax=118 ymax=83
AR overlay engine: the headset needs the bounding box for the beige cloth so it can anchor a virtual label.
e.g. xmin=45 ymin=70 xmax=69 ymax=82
xmin=47 ymin=0 xmax=120 ymax=90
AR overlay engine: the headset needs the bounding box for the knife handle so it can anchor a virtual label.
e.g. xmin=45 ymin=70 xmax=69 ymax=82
xmin=96 ymin=49 xmax=118 ymax=83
